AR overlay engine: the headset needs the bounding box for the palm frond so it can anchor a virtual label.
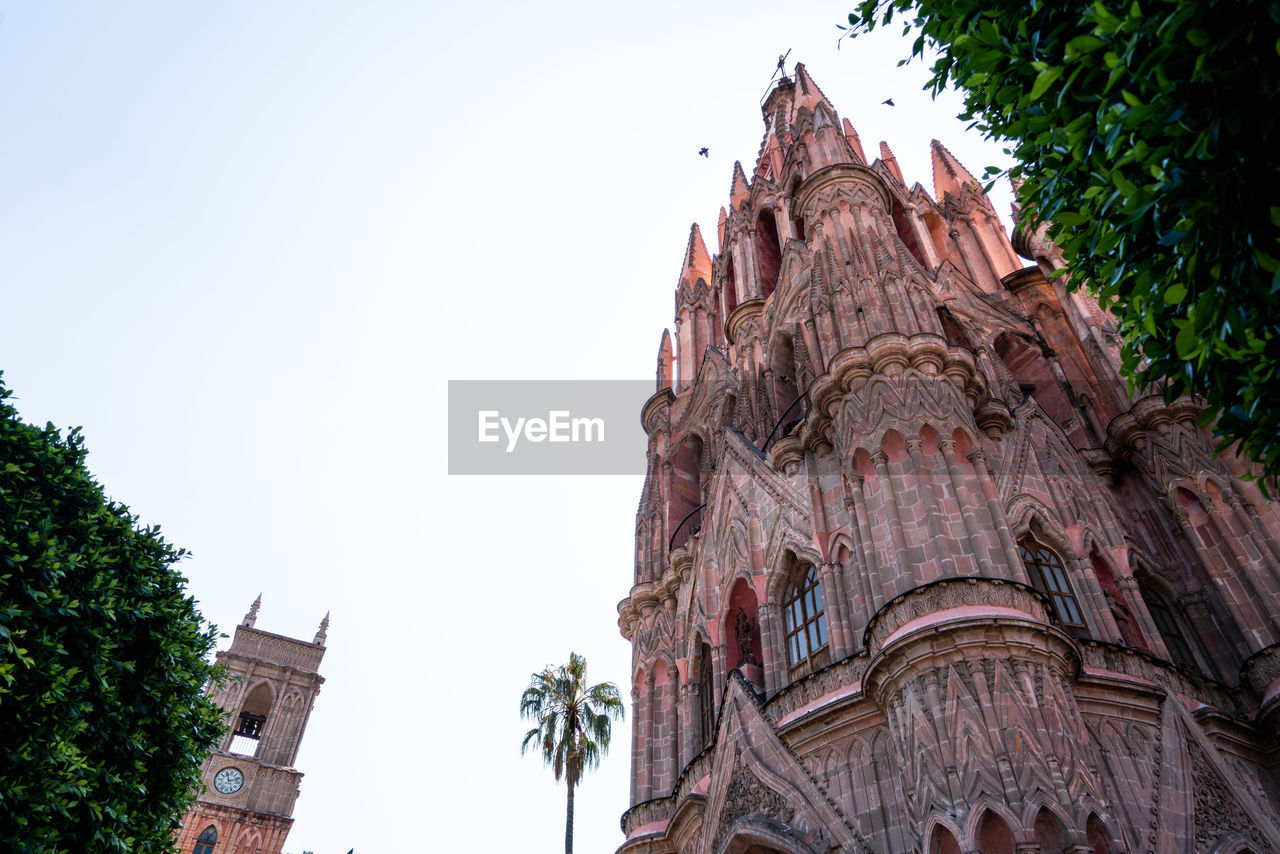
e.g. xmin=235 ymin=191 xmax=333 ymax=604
xmin=518 ymin=653 xmax=625 ymax=790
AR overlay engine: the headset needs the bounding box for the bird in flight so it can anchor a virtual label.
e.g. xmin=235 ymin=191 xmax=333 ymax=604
xmin=698 ymin=147 xmax=710 ymax=158
xmin=882 ymin=98 xmax=895 ymax=106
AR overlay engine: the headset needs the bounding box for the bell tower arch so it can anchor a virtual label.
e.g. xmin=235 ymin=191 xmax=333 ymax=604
xmin=174 ymin=597 xmax=328 ymax=854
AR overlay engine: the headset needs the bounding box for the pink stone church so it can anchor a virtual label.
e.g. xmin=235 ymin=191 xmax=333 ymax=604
xmin=617 ymin=64 xmax=1280 ymax=854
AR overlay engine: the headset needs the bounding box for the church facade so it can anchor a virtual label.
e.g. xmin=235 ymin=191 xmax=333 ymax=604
xmin=174 ymin=599 xmax=327 ymax=854
xmin=617 ymin=65 xmax=1280 ymax=854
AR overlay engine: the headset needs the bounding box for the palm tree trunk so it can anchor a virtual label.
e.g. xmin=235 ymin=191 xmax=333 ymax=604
xmin=565 ymin=779 xmax=575 ymax=854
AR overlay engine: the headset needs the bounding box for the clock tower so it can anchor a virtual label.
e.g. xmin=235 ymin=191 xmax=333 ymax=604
xmin=175 ymin=597 xmax=328 ymax=854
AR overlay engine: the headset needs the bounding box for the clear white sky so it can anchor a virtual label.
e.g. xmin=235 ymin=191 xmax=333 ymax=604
xmin=0 ymin=3 xmax=1013 ymax=852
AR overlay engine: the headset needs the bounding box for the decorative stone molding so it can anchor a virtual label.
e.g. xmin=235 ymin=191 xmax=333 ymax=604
xmin=1241 ymin=642 xmax=1280 ymax=697
xmin=792 ymin=163 xmax=893 ymax=224
xmin=726 ymin=299 xmax=766 ymax=347
xmin=1080 ymin=640 xmax=1247 ymax=718
xmin=764 ymin=653 xmax=869 ymax=727
xmin=768 ymin=434 xmax=805 ymax=475
xmin=862 ymin=577 xmax=1052 ymax=656
xmin=711 ymin=750 xmax=797 ymax=854
xmin=621 ymin=796 xmax=677 ymax=839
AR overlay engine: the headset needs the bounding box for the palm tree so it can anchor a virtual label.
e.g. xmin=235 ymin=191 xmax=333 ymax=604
xmin=520 ymin=652 xmax=624 ymax=854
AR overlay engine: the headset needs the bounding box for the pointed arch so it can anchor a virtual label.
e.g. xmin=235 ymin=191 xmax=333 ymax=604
xmin=695 ymin=634 xmax=717 ymax=748
xmin=229 ymin=681 xmax=274 ymax=757
xmin=724 ymin=578 xmax=762 ymax=673
xmin=1090 ymin=545 xmax=1145 ymax=648
xmin=1139 ymin=578 xmax=1203 ymax=671
xmin=972 ymin=808 xmax=1016 ymax=854
xmin=1086 ymin=813 xmax=1115 ymax=854
xmin=931 ymin=824 xmax=962 ymax=854
xmin=1032 ymin=805 xmax=1070 ymax=854
xmin=670 ymin=433 xmax=706 ymax=551
xmin=768 ymin=330 xmax=801 ymax=427
xmin=193 ymin=825 xmax=218 ymax=854
xmin=777 ymin=555 xmax=830 ymax=677
xmin=1020 ymin=533 xmax=1085 ymax=628
xmin=233 ymin=827 xmax=263 ymax=854
xmin=756 ymin=210 xmax=783 ymax=300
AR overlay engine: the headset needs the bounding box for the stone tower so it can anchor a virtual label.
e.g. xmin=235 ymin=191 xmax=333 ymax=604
xmin=175 ymin=598 xmax=327 ymax=854
xmin=617 ymin=63 xmax=1280 ymax=854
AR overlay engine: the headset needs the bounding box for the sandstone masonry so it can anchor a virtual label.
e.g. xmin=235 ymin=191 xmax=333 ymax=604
xmin=617 ymin=64 xmax=1280 ymax=854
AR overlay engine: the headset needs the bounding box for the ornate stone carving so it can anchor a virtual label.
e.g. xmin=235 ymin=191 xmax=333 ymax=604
xmin=1190 ymin=738 xmax=1274 ymax=852
xmin=863 ymin=577 xmax=1051 ymax=655
xmin=711 ymin=751 xmax=796 ymax=854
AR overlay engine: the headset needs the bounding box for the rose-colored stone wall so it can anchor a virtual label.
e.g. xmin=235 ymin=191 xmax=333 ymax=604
xmin=618 ymin=64 xmax=1280 ymax=854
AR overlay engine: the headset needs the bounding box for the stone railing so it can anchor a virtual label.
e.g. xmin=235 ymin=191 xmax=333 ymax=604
xmin=227 ymin=628 xmax=324 ymax=672
xmin=764 ymin=653 xmax=868 ymax=727
xmin=619 ymin=795 xmax=675 ymax=839
xmin=863 ymin=576 xmax=1051 ymax=655
xmin=1079 ymin=640 xmax=1248 ymax=718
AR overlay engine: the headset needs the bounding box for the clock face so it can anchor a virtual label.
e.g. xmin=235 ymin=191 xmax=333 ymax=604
xmin=214 ymin=767 xmax=245 ymax=795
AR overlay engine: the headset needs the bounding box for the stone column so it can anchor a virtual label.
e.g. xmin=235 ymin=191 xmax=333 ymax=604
xmin=967 ymin=448 xmax=1029 ymax=583
xmin=1201 ymin=497 xmax=1280 ymax=626
xmin=629 ymin=681 xmax=641 ymax=803
xmin=1116 ymin=575 xmax=1164 ymax=656
xmin=665 ymin=663 xmax=680 ymax=794
xmin=819 ymin=559 xmax=853 ymax=658
xmin=939 ymin=439 xmax=993 ymax=576
xmin=1174 ymin=511 xmax=1276 ymax=650
xmin=711 ymin=643 xmax=727 ymax=708
xmin=641 ymin=670 xmax=655 ymax=801
xmin=846 ymin=473 xmax=884 ymax=613
xmin=908 ymin=437 xmax=956 ymax=579
xmin=680 ymin=676 xmax=698 ymax=768
xmin=1238 ymin=493 xmax=1280 ymax=567
xmin=1225 ymin=489 xmax=1280 ymax=589
xmin=1071 ymin=556 xmax=1122 ymax=641
xmin=871 ymin=450 xmax=912 ymax=595
xmin=759 ymin=602 xmax=783 ymax=694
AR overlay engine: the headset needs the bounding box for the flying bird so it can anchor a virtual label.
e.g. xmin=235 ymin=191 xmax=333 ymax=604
xmin=698 ymin=147 xmax=710 ymax=158
xmin=882 ymin=98 xmax=895 ymax=106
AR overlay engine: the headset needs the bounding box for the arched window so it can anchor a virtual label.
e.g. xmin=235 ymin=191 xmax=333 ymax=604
xmin=1142 ymin=586 xmax=1199 ymax=670
xmin=1020 ymin=537 xmax=1085 ymax=628
xmin=193 ymin=826 xmax=217 ymax=854
xmin=782 ymin=565 xmax=828 ymax=671
xmin=668 ymin=434 xmax=704 ymax=552
xmin=698 ymin=641 xmax=715 ymax=747
xmin=229 ymin=682 xmax=273 ymax=757
xmin=723 ymin=257 xmax=738 ymax=316
xmin=755 ymin=211 xmax=782 ymax=300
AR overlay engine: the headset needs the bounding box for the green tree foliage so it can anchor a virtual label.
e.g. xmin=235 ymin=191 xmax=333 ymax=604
xmin=843 ymin=0 xmax=1280 ymax=479
xmin=520 ymin=652 xmax=624 ymax=854
xmin=0 ymin=377 xmax=225 ymax=853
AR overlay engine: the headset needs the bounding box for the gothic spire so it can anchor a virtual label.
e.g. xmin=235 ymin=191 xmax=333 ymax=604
xmin=313 ymin=611 xmax=330 ymax=646
xmin=656 ymin=329 xmax=674 ymax=392
xmin=878 ymin=141 xmax=905 ymax=185
xmin=930 ymin=139 xmax=984 ymax=202
xmin=842 ymin=118 xmax=867 ymax=165
xmin=791 ymin=62 xmax=837 ymax=117
xmin=242 ymin=594 xmax=261 ymax=628
xmin=678 ymin=223 xmax=713 ymax=289
xmin=730 ymin=161 xmax=751 ymax=209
